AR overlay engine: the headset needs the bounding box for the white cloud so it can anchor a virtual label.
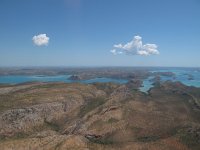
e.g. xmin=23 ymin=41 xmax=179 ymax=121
xmin=110 ymin=49 xmax=123 ymax=55
xmin=111 ymin=35 xmax=159 ymax=56
xmin=32 ymin=34 xmax=49 ymax=46
xmin=110 ymin=49 xmax=117 ymax=55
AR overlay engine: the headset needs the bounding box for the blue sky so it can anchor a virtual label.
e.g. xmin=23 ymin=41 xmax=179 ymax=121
xmin=0 ymin=0 xmax=200 ymax=67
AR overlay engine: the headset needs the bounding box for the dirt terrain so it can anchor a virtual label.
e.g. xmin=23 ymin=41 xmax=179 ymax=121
xmin=0 ymin=81 xmax=200 ymax=150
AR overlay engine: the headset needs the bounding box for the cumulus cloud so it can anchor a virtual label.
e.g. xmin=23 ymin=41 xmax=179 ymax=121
xmin=32 ymin=34 xmax=49 ymax=46
xmin=110 ymin=49 xmax=123 ymax=55
xmin=110 ymin=35 xmax=159 ymax=56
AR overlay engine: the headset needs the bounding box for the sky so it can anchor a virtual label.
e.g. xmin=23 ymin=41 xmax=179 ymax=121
xmin=0 ymin=0 xmax=200 ymax=67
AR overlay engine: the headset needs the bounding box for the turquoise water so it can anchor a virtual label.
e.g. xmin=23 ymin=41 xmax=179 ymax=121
xmin=139 ymin=76 xmax=154 ymax=93
xmin=140 ymin=69 xmax=200 ymax=93
xmin=0 ymin=75 xmax=128 ymax=84
xmin=154 ymin=69 xmax=200 ymax=87
xmin=0 ymin=68 xmax=200 ymax=93
xmin=0 ymin=75 xmax=71 ymax=84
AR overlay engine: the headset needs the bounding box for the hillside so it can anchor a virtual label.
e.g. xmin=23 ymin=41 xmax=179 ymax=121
xmin=0 ymin=81 xmax=200 ymax=150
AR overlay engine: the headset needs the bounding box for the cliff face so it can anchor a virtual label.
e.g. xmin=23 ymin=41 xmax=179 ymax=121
xmin=0 ymin=82 xmax=200 ymax=150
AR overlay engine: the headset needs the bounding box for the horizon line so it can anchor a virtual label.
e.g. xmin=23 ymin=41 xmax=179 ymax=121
xmin=0 ymin=66 xmax=199 ymax=68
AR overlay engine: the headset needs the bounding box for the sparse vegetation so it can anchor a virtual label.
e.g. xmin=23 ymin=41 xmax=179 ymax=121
xmin=137 ymin=136 xmax=160 ymax=142
xmin=107 ymin=118 xmax=119 ymax=124
xmin=86 ymin=133 xmax=115 ymax=145
xmin=78 ymin=97 xmax=106 ymax=117
xmin=0 ymin=80 xmax=200 ymax=149
xmin=44 ymin=120 xmax=60 ymax=132
xmin=178 ymin=127 xmax=200 ymax=150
